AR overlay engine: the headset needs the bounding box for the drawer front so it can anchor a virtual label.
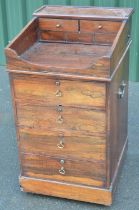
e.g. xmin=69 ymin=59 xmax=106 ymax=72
xmin=80 ymin=20 xmax=121 ymax=33
xmin=21 ymin=153 xmax=106 ymax=187
xmin=95 ymin=33 xmax=117 ymax=45
xmin=20 ymin=132 xmax=106 ymax=161
xmin=13 ymin=76 xmax=106 ymax=109
xmin=40 ymin=31 xmax=93 ymax=43
xmin=39 ymin=18 xmax=78 ymax=32
xmin=17 ymin=105 xmax=106 ymax=137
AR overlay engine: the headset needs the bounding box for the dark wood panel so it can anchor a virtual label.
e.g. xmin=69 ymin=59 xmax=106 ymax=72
xmin=40 ymin=31 xmax=93 ymax=43
xmin=95 ymin=33 xmax=116 ymax=45
xmin=40 ymin=31 xmax=65 ymax=41
xmin=19 ymin=132 xmax=106 ymax=161
xmin=13 ymin=75 xmax=106 ymax=109
xmin=108 ymin=50 xmax=129 ymax=183
xmin=40 ymin=31 xmax=116 ymax=45
xmin=6 ymin=18 xmax=38 ymax=55
xmin=20 ymin=42 xmax=110 ymax=72
xmin=66 ymin=32 xmax=93 ymax=43
xmin=4 ymin=5 xmax=133 ymax=206
xmin=21 ymin=153 xmax=106 ymax=187
xmin=110 ymin=21 xmax=130 ymax=75
xmin=5 ymin=41 xmax=110 ymax=80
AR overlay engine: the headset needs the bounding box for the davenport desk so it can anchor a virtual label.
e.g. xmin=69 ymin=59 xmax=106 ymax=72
xmin=5 ymin=6 xmax=133 ymax=205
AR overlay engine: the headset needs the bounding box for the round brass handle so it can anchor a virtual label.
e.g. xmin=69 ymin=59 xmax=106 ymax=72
xmin=57 ymin=140 xmax=64 ymax=149
xmin=55 ymin=90 xmax=62 ymax=97
xmin=98 ymin=25 xmax=103 ymax=29
xmin=56 ymin=24 xmax=61 ymax=28
xmin=60 ymin=159 xmax=64 ymax=164
xmin=59 ymin=167 xmax=65 ymax=175
xmin=56 ymin=115 xmax=63 ymax=124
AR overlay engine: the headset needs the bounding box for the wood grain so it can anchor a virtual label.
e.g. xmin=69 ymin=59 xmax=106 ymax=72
xmin=6 ymin=18 xmax=38 ymax=55
xmin=40 ymin=31 xmax=93 ymax=43
xmin=39 ymin=18 xmax=78 ymax=32
xmin=80 ymin=20 xmax=121 ymax=33
xmin=13 ymin=75 xmax=106 ymax=109
xmin=19 ymin=176 xmax=112 ymax=205
xmin=110 ymin=21 xmax=130 ymax=75
xmin=4 ymin=5 xmax=133 ymax=206
xmin=40 ymin=31 xmax=65 ymax=41
xmin=95 ymin=33 xmax=116 ymax=45
xmin=108 ymin=49 xmax=129 ymax=183
xmin=16 ymin=104 xmax=106 ymax=137
xmin=19 ymin=132 xmax=106 ymax=161
xmin=33 ymin=5 xmax=133 ymax=21
xmin=66 ymin=32 xmax=93 ymax=43
xmin=5 ymin=42 xmax=110 ymax=80
xmin=21 ymin=153 xmax=106 ymax=187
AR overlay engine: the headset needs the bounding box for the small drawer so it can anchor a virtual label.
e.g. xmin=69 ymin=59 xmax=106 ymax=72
xmin=66 ymin=32 xmax=93 ymax=43
xmin=80 ymin=20 xmax=121 ymax=33
xmin=20 ymin=132 xmax=106 ymax=161
xmin=40 ymin=31 xmax=65 ymax=41
xmin=21 ymin=153 xmax=106 ymax=187
xmin=95 ymin=33 xmax=117 ymax=45
xmin=39 ymin=18 xmax=78 ymax=32
xmin=13 ymin=76 xmax=106 ymax=109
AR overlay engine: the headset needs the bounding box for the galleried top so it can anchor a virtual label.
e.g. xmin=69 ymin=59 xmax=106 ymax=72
xmin=33 ymin=5 xmax=133 ymax=20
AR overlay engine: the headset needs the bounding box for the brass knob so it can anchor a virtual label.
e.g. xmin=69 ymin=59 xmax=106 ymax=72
xmin=55 ymin=90 xmax=62 ymax=97
xmin=59 ymin=166 xmax=65 ymax=175
xmin=57 ymin=140 xmax=64 ymax=149
xmin=98 ymin=25 xmax=103 ymax=29
xmin=60 ymin=159 xmax=64 ymax=164
xmin=56 ymin=24 xmax=61 ymax=28
xmin=56 ymin=115 xmax=63 ymax=124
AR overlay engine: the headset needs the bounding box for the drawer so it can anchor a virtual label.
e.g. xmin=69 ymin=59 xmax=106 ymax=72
xmin=21 ymin=153 xmax=106 ymax=187
xmin=95 ymin=33 xmax=117 ymax=45
xmin=39 ymin=18 xmax=78 ymax=32
xmin=80 ymin=20 xmax=121 ymax=33
xmin=20 ymin=132 xmax=106 ymax=161
xmin=40 ymin=31 xmax=93 ymax=43
xmin=13 ymin=76 xmax=106 ymax=109
xmin=17 ymin=105 xmax=106 ymax=137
